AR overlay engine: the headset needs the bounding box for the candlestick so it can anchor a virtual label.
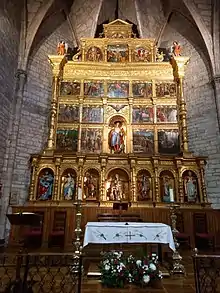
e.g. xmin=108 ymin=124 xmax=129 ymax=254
xmin=169 ymin=203 xmax=185 ymax=275
xmin=78 ymin=187 xmax=82 ymax=201
xmin=169 ymin=189 xmax=174 ymax=202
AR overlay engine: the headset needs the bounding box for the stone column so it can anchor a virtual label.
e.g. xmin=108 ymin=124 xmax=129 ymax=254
xmin=0 ymin=69 xmax=27 ymax=240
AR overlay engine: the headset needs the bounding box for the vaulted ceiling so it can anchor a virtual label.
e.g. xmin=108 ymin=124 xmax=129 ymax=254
xmin=19 ymin=0 xmax=215 ymax=75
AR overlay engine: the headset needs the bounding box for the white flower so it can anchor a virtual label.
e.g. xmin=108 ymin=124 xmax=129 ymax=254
xmin=120 ymin=262 xmax=125 ymax=267
xmin=103 ymin=260 xmax=109 ymax=265
xmin=143 ymin=265 xmax=149 ymax=270
xmin=105 ymin=264 xmax=110 ymax=271
xmin=149 ymin=263 xmax=156 ymax=271
xmin=143 ymin=275 xmax=150 ymax=283
xmin=136 ymin=260 xmax=142 ymax=266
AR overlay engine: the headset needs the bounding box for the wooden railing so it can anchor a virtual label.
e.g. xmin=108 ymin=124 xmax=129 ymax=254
xmin=193 ymin=251 xmax=220 ymax=293
xmin=0 ymin=252 xmax=82 ymax=293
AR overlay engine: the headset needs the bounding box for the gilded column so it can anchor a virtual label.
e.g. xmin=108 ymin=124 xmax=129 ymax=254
xmin=176 ymin=160 xmax=184 ymax=203
xmin=199 ymin=160 xmax=208 ymax=203
xmin=171 ymin=57 xmax=190 ymax=155
xmin=47 ymin=56 xmax=67 ymax=151
xmin=128 ymin=97 xmax=133 ymax=153
xmin=54 ymin=157 xmax=61 ymax=200
xmin=130 ymin=160 xmax=137 ymax=202
xmin=100 ymin=156 xmax=107 ymax=202
xmin=78 ymin=97 xmax=83 ymax=152
xmin=77 ymin=156 xmax=84 ymax=198
xmin=153 ymin=159 xmax=160 ymax=202
xmin=29 ymin=158 xmax=38 ymax=201
xmin=102 ymin=96 xmax=108 ymax=153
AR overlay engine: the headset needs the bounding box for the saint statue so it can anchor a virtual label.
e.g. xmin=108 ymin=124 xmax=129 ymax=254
xmin=84 ymin=172 xmax=97 ymax=198
xmin=108 ymin=121 xmax=125 ymax=154
xmin=162 ymin=176 xmax=171 ymax=202
xmin=63 ymin=173 xmax=75 ymax=200
xmin=138 ymin=174 xmax=151 ymax=200
xmin=38 ymin=171 xmax=54 ymax=200
xmin=184 ymin=171 xmax=197 ymax=202
xmin=108 ymin=174 xmax=124 ymax=201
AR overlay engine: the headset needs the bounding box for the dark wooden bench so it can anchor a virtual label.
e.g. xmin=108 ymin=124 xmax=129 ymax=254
xmin=97 ymin=213 xmax=143 ymax=222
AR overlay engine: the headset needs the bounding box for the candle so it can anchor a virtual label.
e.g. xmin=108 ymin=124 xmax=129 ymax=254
xmin=78 ymin=187 xmax=82 ymax=201
xmin=169 ymin=189 xmax=174 ymax=202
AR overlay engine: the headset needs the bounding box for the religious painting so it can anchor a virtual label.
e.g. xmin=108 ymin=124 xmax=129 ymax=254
xmin=133 ymin=130 xmax=154 ymax=154
xmin=84 ymin=169 xmax=99 ymax=201
xmin=82 ymin=107 xmax=103 ymax=123
xmin=84 ymin=81 xmax=104 ymax=97
xmin=61 ymin=169 xmax=76 ymax=200
xmin=132 ymin=82 xmax=153 ymax=98
xmin=107 ymin=44 xmax=129 ymax=62
xmin=160 ymin=170 xmax=175 ymax=203
xmin=58 ymin=104 xmax=79 ymax=123
xmin=137 ymin=170 xmax=152 ymax=201
xmin=86 ymin=46 xmax=103 ymax=62
xmin=182 ymin=170 xmax=198 ymax=203
xmin=158 ymin=129 xmax=180 ymax=154
xmin=37 ymin=168 xmax=54 ymax=201
xmin=132 ymin=47 xmax=151 ymax=62
xmin=60 ymin=82 xmax=80 ymax=96
xmin=132 ymin=107 xmax=154 ymax=123
xmin=81 ymin=128 xmax=102 ymax=153
xmin=56 ymin=129 xmax=78 ymax=152
xmin=156 ymin=82 xmax=177 ymax=97
xmin=107 ymin=81 xmax=129 ymax=98
xmin=156 ymin=106 xmax=177 ymax=123
xmin=106 ymin=168 xmax=129 ymax=201
xmin=108 ymin=120 xmax=126 ymax=154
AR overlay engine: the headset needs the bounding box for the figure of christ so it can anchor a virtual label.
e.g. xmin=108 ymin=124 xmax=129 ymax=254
xmin=109 ymin=121 xmax=125 ymax=154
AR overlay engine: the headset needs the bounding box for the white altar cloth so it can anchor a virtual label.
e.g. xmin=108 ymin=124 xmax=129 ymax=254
xmin=83 ymin=222 xmax=175 ymax=251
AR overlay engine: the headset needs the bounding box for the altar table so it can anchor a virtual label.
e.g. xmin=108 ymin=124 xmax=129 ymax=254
xmin=83 ymin=222 xmax=175 ymax=251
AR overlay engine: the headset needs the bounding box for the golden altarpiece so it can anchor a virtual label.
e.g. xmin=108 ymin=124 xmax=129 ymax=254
xmin=27 ymin=19 xmax=209 ymax=208
xmin=10 ymin=19 xmax=212 ymax=249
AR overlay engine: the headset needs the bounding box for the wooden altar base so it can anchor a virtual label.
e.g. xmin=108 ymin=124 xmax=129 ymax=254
xmin=9 ymin=205 xmax=220 ymax=251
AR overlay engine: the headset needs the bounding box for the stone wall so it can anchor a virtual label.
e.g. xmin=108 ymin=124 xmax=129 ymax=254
xmin=161 ymin=15 xmax=220 ymax=207
xmin=0 ymin=3 xmax=21 ymax=180
xmin=10 ymin=21 xmax=74 ymax=205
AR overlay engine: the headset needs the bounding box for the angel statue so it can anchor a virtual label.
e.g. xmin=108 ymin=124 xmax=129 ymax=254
xmin=156 ymin=49 xmax=164 ymax=62
xmin=57 ymin=41 xmax=68 ymax=55
xmin=108 ymin=121 xmax=125 ymax=154
xmin=171 ymin=41 xmax=181 ymax=57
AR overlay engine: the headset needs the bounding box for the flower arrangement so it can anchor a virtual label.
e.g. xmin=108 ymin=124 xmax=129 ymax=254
xmin=99 ymin=251 xmax=162 ymax=288
xmin=127 ymin=253 xmax=163 ymax=287
xmin=99 ymin=251 xmax=130 ymax=288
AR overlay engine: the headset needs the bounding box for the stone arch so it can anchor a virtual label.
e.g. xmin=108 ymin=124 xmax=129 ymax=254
xmin=181 ymin=0 xmax=214 ymax=74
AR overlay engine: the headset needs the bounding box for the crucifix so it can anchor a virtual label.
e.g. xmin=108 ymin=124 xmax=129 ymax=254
xmin=125 ymin=231 xmax=135 ymax=240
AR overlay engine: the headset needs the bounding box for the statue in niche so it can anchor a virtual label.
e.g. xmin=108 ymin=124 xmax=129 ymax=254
xmin=63 ymin=173 xmax=75 ymax=200
xmin=107 ymin=173 xmax=125 ymax=201
xmin=38 ymin=171 xmax=54 ymax=200
xmin=84 ymin=172 xmax=97 ymax=199
xmin=171 ymin=41 xmax=181 ymax=57
xmin=108 ymin=121 xmax=125 ymax=154
xmin=184 ymin=171 xmax=197 ymax=202
xmin=161 ymin=176 xmax=174 ymax=202
xmin=137 ymin=174 xmax=151 ymax=201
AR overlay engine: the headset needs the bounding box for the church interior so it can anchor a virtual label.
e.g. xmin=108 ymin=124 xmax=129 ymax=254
xmin=0 ymin=0 xmax=220 ymax=292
